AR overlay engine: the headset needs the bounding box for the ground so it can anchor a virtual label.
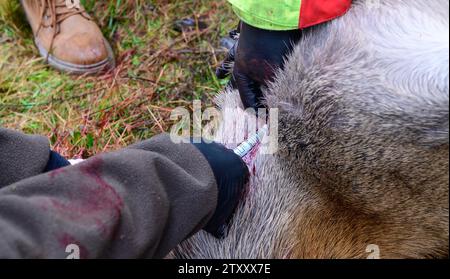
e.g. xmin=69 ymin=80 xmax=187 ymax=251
xmin=0 ymin=0 xmax=236 ymax=158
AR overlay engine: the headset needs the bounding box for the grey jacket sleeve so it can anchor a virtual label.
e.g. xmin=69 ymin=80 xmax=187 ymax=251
xmin=0 ymin=128 xmax=51 ymax=188
xmin=0 ymin=129 xmax=218 ymax=259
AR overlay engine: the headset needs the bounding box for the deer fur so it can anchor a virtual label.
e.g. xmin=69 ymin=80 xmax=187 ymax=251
xmin=173 ymin=0 xmax=449 ymax=259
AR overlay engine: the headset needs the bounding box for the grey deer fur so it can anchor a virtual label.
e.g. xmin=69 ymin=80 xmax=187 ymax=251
xmin=173 ymin=0 xmax=449 ymax=259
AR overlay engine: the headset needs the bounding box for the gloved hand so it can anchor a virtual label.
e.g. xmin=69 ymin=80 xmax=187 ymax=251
xmin=192 ymin=139 xmax=249 ymax=238
xmin=44 ymin=150 xmax=71 ymax=172
xmin=217 ymin=22 xmax=303 ymax=109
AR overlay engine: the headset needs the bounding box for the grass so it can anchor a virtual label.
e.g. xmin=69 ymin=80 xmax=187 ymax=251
xmin=0 ymin=0 xmax=236 ymax=158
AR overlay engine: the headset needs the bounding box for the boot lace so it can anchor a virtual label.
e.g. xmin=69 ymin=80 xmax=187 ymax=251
xmin=36 ymin=0 xmax=91 ymax=55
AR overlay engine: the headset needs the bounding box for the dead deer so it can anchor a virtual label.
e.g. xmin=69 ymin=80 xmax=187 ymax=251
xmin=173 ymin=0 xmax=449 ymax=259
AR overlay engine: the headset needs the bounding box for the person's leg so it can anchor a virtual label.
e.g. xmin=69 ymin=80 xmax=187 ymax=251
xmin=20 ymin=0 xmax=114 ymax=74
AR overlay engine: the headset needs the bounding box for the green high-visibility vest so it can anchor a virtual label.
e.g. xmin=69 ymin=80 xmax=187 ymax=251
xmin=228 ymin=0 xmax=352 ymax=31
xmin=228 ymin=0 xmax=301 ymax=30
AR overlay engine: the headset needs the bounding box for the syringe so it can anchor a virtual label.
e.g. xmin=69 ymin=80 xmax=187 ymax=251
xmin=233 ymin=125 xmax=268 ymax=158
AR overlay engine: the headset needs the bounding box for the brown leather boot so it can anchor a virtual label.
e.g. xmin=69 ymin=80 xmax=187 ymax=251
xmin=20 ymin=0 xmax=115 ymax=74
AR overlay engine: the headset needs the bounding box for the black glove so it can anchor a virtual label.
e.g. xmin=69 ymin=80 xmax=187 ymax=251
xmin=216 ymin=28 xmax=240 ymax=80
xmin=217 ymin=22 xmax=302 ymax=109
xmin=44 ymin=150 xmax=71 ymax=172
xmin=192 ymin=139 xmax=249 ymax=238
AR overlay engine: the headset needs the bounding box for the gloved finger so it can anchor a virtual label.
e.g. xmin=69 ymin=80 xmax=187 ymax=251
xmin=234 ymin=71 xmax=265 ymax=110
xmin=216 ymin=41 xmax=238 ymax=79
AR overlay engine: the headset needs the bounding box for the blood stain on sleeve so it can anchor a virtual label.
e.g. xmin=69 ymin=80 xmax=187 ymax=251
xmin=47 ymin=157 xmax=125 ymax=239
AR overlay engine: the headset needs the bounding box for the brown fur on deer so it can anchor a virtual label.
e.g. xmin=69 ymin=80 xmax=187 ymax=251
xmin=173 ymin=0 xmax=449 ymax=259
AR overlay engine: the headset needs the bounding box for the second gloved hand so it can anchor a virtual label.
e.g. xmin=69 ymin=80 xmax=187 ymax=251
xmin=217 ymin=22 xmax=303 ymax=109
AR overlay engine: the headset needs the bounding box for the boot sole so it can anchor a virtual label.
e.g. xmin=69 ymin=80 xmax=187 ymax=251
xmin=35 ymin=38 xmax=116 ymax=75
xmin=20 ymin=0 xmax=115 ymax=75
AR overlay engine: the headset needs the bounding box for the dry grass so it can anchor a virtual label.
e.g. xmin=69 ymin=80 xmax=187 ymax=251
xmin=0 ymin=0 xmax=236 ymax=158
